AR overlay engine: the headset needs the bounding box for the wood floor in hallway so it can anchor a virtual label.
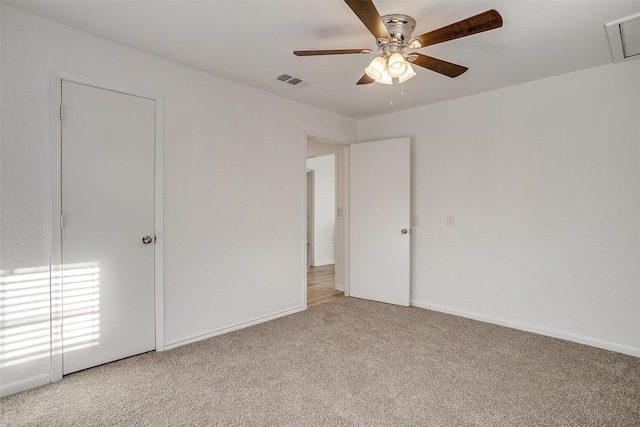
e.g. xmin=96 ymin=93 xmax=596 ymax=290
xmin=307 ymin=264 xmax=344 ymax=308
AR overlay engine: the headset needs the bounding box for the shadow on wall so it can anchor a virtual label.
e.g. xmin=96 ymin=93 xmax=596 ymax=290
xmin=0 ymin=262 xmax=101 ymax=368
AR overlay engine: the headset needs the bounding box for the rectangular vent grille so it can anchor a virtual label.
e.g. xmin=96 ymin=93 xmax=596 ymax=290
xmin=275 ymin=74 xmax=311 ymax=88
xmin=606 ymin=13 xmax=640 ymax=63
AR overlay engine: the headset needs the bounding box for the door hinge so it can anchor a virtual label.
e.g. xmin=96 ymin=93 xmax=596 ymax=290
xmin=60 ymin=214 xmax=64 ymax=230
xmin=59 ymin=104 xmax=64 ymax=120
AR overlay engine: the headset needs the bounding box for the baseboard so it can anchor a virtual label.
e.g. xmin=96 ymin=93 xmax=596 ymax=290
xmin=164 ymin=305 xmax=306 ymax=350
xmin=411 ymin=300 xmax=640 ymax=358
xmin=0 ymin=373 xmax=50 ymax=398
xmin=312 ymin=259 xmax=335 ymax=267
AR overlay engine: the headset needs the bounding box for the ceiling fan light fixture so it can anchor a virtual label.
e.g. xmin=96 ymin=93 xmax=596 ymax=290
xmin=365 ymin=56 xmax=386 ymax=81
xmin=387 ymin=52 xmax=408 ymax=77
xmin=376 ymin=70 xmax=394 ymax=85
xmin=398 ymin=62 xmax=417 ymax=83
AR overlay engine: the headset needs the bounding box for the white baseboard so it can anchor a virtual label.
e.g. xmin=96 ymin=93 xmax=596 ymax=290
xmin=164 ymin=305 xmax=306 ymax=350
xmin=411 ymin=300 xmax=640 ymax=358
xmin=0 ymin=373 xmax=50 ymax=398
xmin=312 ymin=259 xmax=335 ymax=267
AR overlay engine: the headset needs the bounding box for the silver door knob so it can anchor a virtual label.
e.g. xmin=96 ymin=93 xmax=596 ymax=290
xmin=142 ymin=235 xmax=153 ymax=244
xmin=401 ymin=229 xmax=408 ymax=234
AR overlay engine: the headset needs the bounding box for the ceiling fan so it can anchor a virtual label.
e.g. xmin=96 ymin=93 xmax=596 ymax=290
xmin=294 ymin=0 xmax=503 ymax=85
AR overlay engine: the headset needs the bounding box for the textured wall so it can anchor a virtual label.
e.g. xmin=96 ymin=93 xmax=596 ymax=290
xmin=359 ymin=61 xmax=640 ymax=355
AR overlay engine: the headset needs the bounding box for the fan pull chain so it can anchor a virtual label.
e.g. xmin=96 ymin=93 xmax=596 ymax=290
xmin=390 ymin=81 xmax=406 ymax=108
xmin=390 ymin=82 xmax=394 ymax=107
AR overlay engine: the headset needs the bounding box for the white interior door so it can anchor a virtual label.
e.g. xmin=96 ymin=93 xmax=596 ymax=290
xmin=61 ymin=81 xmax=156 ymax=374
xmin=349 ymin=137 xmax=411 ymax=306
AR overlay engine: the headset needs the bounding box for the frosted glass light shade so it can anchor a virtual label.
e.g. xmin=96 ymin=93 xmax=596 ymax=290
xmin=377 ymin=70 xmax=393 ymax=85
xmin=398 ymin=63 xmax=416 ymax=83
xmin=387 ymin=52 xmax=407 ymax=78
xmin=364 ymin=56 xmax=386 ymax=81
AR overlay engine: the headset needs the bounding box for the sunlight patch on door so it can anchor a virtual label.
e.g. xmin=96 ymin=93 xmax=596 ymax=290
xmin=61 ymin=263 xmax=101 ymax=353
xmin=0 ymin=262 xmax=101 ymax=368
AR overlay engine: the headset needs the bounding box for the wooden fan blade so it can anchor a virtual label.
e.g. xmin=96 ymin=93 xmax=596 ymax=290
xmin=412 ymin=53 xmax=468 ymax=78
xmin=409 ymin=9 xmax=503 ymax=48
xmin=294 ymin=49 xmax=372 ymax=56
xmin=357 ymin=74 xmax=375 ymax=85
xmin=344 ymin=0 xmax=391 ymax=41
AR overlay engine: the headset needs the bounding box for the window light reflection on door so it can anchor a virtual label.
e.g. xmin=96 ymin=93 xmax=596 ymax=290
xmin=0 ymin=262 xmax=101 ymax=368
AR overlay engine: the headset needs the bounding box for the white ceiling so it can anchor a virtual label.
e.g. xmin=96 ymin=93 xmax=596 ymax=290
xmin=4 ymin=0 xmax=640 ymax=119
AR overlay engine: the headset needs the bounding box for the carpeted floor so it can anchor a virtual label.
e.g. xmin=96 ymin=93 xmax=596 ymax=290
xmin=2 ymin=297 xmax=639 ymax=426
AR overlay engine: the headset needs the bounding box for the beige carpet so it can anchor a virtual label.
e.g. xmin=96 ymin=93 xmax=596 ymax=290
xmin=2 ymin=297 xmax=639 ymax=426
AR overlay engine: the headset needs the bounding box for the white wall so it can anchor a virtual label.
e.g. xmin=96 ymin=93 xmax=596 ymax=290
xmin=307 ymin=137 xmax=338 ymax=158
xmin=307 ymin=154 xmax=336 ymax=266
xmin=0 ymin=5 xmax=357 ymax=396
xmin=359 ymin=61 xmax=640 ymax=356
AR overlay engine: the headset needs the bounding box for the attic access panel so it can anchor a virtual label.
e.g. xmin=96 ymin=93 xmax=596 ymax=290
xmin=606 ymin=13 xmax=640 ymax=63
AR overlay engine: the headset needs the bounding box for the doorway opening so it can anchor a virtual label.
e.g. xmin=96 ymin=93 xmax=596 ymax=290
xmin=305 ymin=136 xmax=348 ymax=307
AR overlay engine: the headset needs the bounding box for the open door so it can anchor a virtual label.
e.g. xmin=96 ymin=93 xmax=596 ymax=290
xmin=349 ymin=137 xmax=411 ymax=306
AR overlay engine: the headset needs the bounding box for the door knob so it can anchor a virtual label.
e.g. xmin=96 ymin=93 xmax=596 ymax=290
xmin=142 ymin=235 xmax=153 ymax=244
xmin=401 ymin=229 xmax=408 ymax=234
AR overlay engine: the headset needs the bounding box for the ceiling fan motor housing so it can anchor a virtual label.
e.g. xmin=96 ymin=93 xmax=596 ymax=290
xmin=380 ymin=14 xmax=416 ymax=47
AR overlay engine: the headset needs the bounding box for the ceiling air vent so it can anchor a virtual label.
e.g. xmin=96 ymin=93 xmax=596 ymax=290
xmin=275 ymin=74 xmax=311 ymax=88
xmin=605 ymin=13 xmax=640 ymax=63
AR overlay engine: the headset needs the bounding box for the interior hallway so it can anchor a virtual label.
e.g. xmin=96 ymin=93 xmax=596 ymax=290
xmin=307 ymin=264 xmax=344 ymax=308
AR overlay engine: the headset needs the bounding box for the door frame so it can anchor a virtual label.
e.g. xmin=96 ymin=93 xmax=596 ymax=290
xmin=49 ymin=70 xmax=164 ymax=382
xmin=302 ymin=131 xmax=351 ymax=308
xmin=306 ymin=169 xmax=315 ymax=269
